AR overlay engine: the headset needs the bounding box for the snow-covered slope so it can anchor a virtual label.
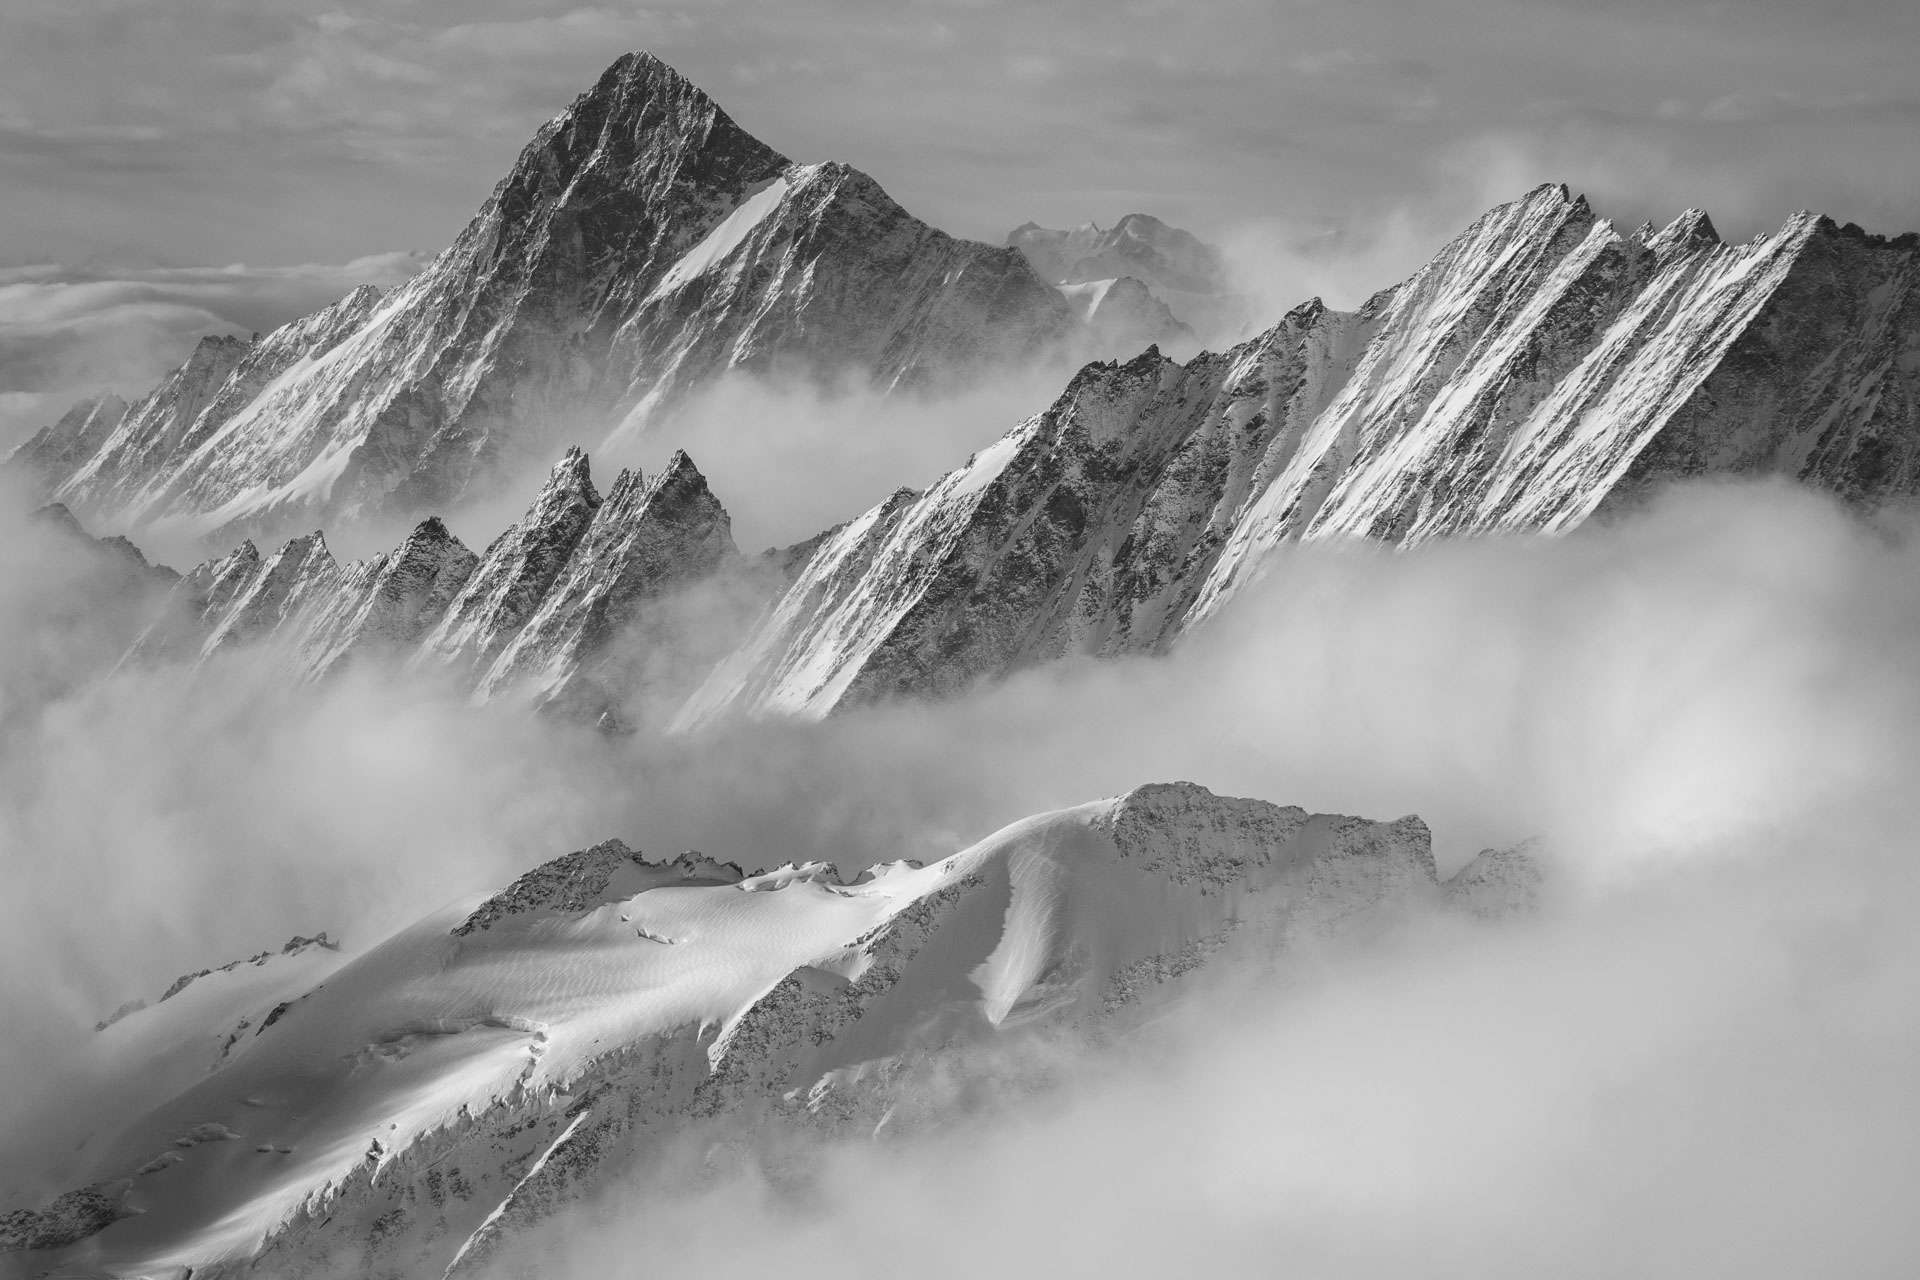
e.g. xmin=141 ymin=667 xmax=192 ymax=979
xmin=8 ymin=394 xmax=129 ymax=483
xmin=690 ymin=185 xmax=1920 ymax=719
xmin=128 ymin=448 xmax=736 ymax=721
xmin=8 ymin=53 xmax=1078 ymax=549
xmin=4 ymin=783 xmax=1437 ymax=1278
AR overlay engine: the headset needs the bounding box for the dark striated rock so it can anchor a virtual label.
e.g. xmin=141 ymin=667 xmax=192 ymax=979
xmin=476 ymin=449 xmax=737 ymax=719
xmin=688 ymin=185 xmax=1920 ymax=719
xmin=20 ymin=53 xmax=1078 ymax=549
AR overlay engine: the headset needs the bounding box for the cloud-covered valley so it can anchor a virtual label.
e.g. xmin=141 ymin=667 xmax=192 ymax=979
xmin=7 ymin=470 xmax=1920 ymax=1277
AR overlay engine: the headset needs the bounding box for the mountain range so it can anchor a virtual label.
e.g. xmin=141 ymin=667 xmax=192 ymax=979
xmin=63 ymin=174 xmax=1918 ymax=727
xmin=5 ymin=53 xmax=1170 ymax=550
xmin=4 ymin=45 xmax=1919 ymax=1280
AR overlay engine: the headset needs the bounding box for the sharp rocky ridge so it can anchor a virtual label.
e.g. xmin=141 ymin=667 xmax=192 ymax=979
xmin=128 ymin=446 xmax=737 ymax=725
xmin=5 ymin=52 xmax=1092 ymax=550
xmin=686 ymin=183 xmax=1920 ymax=720
xmin=89 ymin=183 xmax=1920 ymax=727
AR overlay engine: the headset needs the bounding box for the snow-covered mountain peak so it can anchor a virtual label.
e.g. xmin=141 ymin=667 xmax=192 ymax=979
xmin=1647 ymin=206 xmax=1722 ymax=255
xmin=7 ymin=783 xmax=1454 ymax=1276
xmin=8 ymin=53 xmax=1080 ymax=550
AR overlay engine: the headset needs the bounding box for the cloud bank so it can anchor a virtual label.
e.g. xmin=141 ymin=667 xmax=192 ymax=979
xmin=0 ymin=253 xmax=425 ymax=451
xmin=4 ymin=0 xmax=1915 ymax=277
xmin=6 ymin=474 xmax=1920 ymax=1277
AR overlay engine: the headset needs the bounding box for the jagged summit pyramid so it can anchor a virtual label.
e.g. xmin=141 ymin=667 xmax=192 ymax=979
xmin=9 ymin=52 xmax=1078 ymax=550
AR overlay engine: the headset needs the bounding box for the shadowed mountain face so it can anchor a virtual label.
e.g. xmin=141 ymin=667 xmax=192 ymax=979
xmin=8 ymin=53 xmax=1079 ymax=551
xmin=98 ymin=183 xmax=1920 ymax=730
xmin=689 ymin=185 xmax=1920 ymax=720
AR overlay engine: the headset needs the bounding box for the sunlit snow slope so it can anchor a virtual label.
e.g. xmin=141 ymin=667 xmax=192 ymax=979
xmin=5 ymin=783 xmax=1443 ymax=1279
xmin=689 ymin=185 xmax=1920 ymax=719
xmin=7 ymin=53 xmax=1077 ymax=549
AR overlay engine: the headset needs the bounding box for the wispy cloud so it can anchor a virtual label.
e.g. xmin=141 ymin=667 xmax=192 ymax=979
xmin=0 ymin=253 xmax=426 ymax=449
xmin=0 ymin=0 xmax=1914 ymax=277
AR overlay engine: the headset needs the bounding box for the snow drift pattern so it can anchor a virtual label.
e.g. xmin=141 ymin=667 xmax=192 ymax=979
xmin=10 ymin=782 xmax=1463 ymax=1278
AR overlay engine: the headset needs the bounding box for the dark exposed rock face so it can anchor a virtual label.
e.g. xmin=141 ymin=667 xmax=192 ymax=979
xmin=687 ymin=186 xmax=1920 ymax=720
xmin=125 ymin=447 xmax=739 ymax=724
xmin=475 ymin=449 xmax=735 ymax=719
xmin=452 ymin=839 xmax=741 ymax=936
xmin=0 ymin=1184 xmax=133 ymax=1252
xmin=11 ymin=53 xmax=1077 ymax=549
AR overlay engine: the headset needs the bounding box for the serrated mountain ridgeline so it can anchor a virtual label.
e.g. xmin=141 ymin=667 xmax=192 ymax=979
xmin=11 ymin=781 xmax=1505 ymax=1277
xmin=687 ymin=183 xmax=1920 ymax=719
xmin=5 ymin=52 xmax=1091 ymax=550
xmin=128 ymin=447 xmax=740 ymax=725
xmin=79 ymin=183 xmax=1920 ymax=728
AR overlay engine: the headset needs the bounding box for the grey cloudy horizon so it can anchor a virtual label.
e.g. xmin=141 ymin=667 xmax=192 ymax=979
xmin=1 ymin=0 xmax=1917 ymax=446
xmin=6 ymin=0 xmax=1919 ymax=265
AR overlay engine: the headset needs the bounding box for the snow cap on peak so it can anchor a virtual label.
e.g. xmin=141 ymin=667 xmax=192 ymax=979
xmin=1649 ymin=207 xmax=1721 ymax=254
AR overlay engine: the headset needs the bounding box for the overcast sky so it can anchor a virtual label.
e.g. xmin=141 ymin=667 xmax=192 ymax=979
xmin=6 ymin=0 xmax=1919 ymax=264
xmin=1 ymin=0 xmax=1917 ymax=439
